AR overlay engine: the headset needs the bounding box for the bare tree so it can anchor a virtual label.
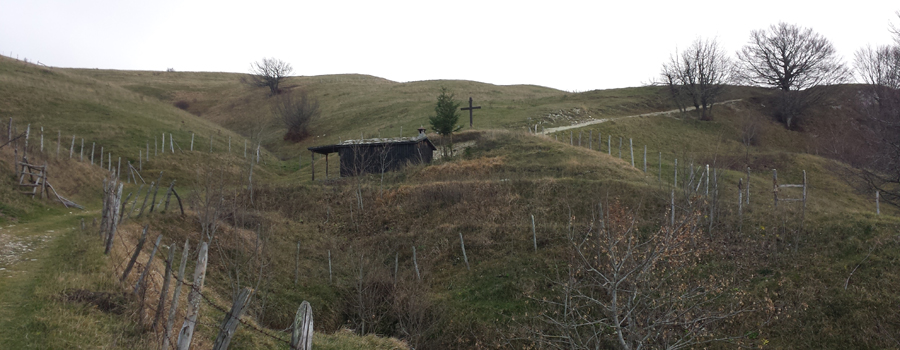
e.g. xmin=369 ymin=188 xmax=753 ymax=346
xmin=736 ymin=22 xmax=850 ymax=128
xmin=273 ymin=90 xmax=320 ymax=142
xmin=853 ymin=16 xmax=900 ymax=206
xmin=249 ymin=58 xmax=293 ymax=95
xmin=660 ymin=38 xmax=731 ymax=120
xmin=532 ymin=201 xmax=743 ymax=350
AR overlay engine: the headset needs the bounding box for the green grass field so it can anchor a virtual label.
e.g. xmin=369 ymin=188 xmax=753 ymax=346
xmin=2 ymin=54 xmax=899 ymax=349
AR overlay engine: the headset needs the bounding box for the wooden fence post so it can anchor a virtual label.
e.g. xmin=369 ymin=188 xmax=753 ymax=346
xmin=69 ymin=134 xmax=75 ymax=159
xmin=327 ymin=250 xmax=333 ymax=284
xmin=630 ymin=138 xmax=634 ymax=167
xmin=138 ymin=181 xmax=154 ymax=217
xmin=705 ymin=164 xmax=710 ymax=196
xmin=291 ymin=301 xmax=314 ymax=350
xmin=413 ymin=246 xmax=421 ymax=281
xmin=674 ymin=158 xmax=678 ymax=189
xmin=877 ymin=191 xmax=880 ymax=215
xmin=162 ymin=239 xmax=190 ymax=350
xmin=134 ymin=234 xmax=163 ymax=295
xmin=531 ymin=214 xmax=537 ymax=252
xmin=163 ymin=180 xmax=176 ymax=212
xmin=212 ymin=287 xmax=254 ymax=350
xmin=607 ymin=135 xmax=611 ymax=155
xmin=670 ymin=189 xmax=675 ymax=228
xmin=121 ymin=224 xmax=150 ymax=281
xmin=104 ymin=182 xmax=123 ymax=255
xmin=152 ymin=244 xmax=175 ymax=331
xmin=747 ymin=167 xmax=751 ymax=205
xmin=162 ymin=133 xmax=165 ymax=154
xmin=80 ymin=139 xmax=84 ymax=161
xmin=175 ymin=241 xmax=209 ymax=350
xmin=190 ymin=133 xmax=194 ymax=151
xmin=459 ymin=232 xmax=470 ymax=271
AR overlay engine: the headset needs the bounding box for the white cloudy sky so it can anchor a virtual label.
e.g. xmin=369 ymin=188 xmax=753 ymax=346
xmin=1 ymin=0 xmax=897 ymax=92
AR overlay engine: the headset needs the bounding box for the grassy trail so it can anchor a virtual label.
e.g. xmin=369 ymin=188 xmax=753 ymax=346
xmin=0 ymin=210 xmax=107 ymax=349
xmin=541 ymin=99 xmax=742 ymax=134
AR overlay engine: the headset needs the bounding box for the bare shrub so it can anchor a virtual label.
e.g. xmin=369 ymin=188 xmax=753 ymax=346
xmin=273 ymin=90 xmax=320 ymax=142
xmin=531 ymin=201 xmax=744 ymax=350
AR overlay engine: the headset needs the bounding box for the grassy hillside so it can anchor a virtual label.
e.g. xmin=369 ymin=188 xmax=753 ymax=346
xmin=2 ymin=55 xmax=900 ymax=349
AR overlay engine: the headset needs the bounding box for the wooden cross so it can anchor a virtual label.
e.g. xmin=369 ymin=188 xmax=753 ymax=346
xmin=460 ymin=97 xmax=481 ymax=128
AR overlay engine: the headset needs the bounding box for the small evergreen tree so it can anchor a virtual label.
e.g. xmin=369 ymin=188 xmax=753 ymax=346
xmin=428 ymin=87 xmax=462 ymax=156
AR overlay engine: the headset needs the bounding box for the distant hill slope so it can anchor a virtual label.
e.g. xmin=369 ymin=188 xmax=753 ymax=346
xmin=68 ymin=69 xmax=698 ymax=157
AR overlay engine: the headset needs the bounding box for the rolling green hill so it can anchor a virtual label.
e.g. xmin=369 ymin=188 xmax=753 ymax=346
xmin=1 ymin=55 xmax=899 ymax=349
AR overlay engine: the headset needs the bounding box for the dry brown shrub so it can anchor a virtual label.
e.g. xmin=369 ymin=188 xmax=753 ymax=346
xmin=416 ymin=156 xmax=504 ymax=181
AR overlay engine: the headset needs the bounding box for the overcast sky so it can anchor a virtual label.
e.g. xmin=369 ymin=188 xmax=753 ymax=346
xmin=1 ymin=0 xmax=897 ymax=92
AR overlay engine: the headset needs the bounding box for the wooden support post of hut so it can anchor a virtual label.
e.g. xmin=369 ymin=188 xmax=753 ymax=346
xmin=307 ymin=127 xmax=437 ymax=180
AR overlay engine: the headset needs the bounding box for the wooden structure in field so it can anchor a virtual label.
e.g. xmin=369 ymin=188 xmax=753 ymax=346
xmin=307 ymin=128 xmax=436 ymax=179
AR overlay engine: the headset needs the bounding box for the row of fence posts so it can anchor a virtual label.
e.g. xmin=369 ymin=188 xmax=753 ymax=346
xmin=542 ymin=129 xmax=891 ymax=238
xmin=547 ymin=128 xmax=894 ymax=218
xmin=96 ymin=173 xmax=313 ymax=350
xmin=3 ymin=118 xmax=266 ymax=188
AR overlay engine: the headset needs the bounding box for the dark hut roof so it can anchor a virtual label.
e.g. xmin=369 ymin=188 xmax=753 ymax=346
xmin=308 ymin=133 xmax=436 ymax=155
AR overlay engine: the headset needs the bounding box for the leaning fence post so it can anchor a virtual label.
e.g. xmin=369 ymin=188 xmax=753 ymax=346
xmin=175 ymin=241 xmax=209 ymax=350
xmin=69 ymin=134 xmax=75 ymax=159
xmin=134 ymin=234 xmax=163 ymax=295
xmin=291 ymin=301 xmax=314 ymax=350
xmin=121 ymin=224 xmax=150 ymax=281
xmin=459 ymin=232 xmax=470 ymax=270
xmin=212 ymin=287 xmax=254 ymax=350
xmin=190 ymin=132 xmax=194 ymax=151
